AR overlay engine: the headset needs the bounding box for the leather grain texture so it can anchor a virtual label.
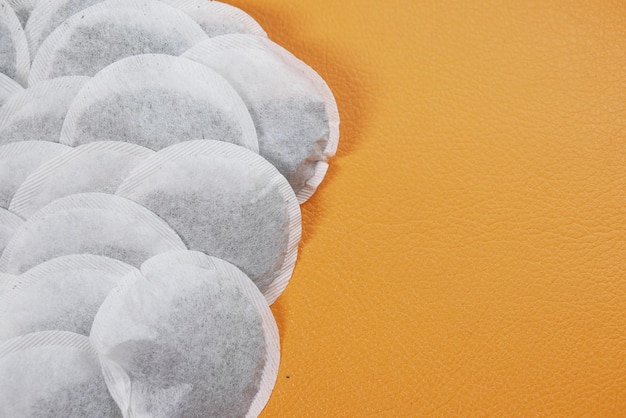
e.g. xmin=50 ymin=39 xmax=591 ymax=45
xmin=230 ymin=0 xmax=626 ymax=415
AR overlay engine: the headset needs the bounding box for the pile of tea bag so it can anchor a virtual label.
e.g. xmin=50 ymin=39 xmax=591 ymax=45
xmin=0 ymin=0 xmax=339 ymax=415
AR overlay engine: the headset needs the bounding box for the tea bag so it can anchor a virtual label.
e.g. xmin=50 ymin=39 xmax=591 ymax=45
xmin=0 ymin=141 xmax=70 ymax=209
xmin=0 ymin=254 xmax=137 ymax=340
xmin=11 ymin=141 xmax=154 ymax=218
xmin=7 ymin=0 xmax=36 ymax=26
xmin=0 ymin=0 xmax=29 ymax=85
xmin=0 ymin=192 xmax=186 ymax=274
xmin=90 ymin=258 xmax=279 ymax=417
xmin=0 ymin=76 xmax=90 ymax=145
xmin=116 ymin=140 xmax=301 ymax=303
xmin=61 ymin=54 xmax=258 ymax=152
xmin=29 ymin=0 xmax=208 ymax=83
xmin=184 ymin=35 xmax=340 ymax=203
xmin=0 ymin=331 xmax=121 ymax=417
xmin=0 ymin=206 xmax=22 ymax=252
xmin=0 ymin=72 xmax=23 ymax=105
xmin=161 ymin=0 xmax=266 ymax=37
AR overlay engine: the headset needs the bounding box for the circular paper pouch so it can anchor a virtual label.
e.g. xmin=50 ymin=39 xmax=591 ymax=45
xmin=0 ymin=331 xmax=120 ymax=417
xmin=0 ymin=254 xmax=138 ymax=341
xmin=28 ymin=0 xmax=208 ymax=84
xmin=0 ymin=192 xmax=186 ymax=274
xmin=90 ymin=258 xmax=279 ymax=418
xmin=117 ymin=140 xmax=300 ymax=304
xmin=61 ymin=54 xmax=258 ymax=152
xmin=0 ymin=76 xmax=90 ymax=145
xmin=10 ymin=141 xmax=154 ymax=218
xmin=0 ymin=0 xmax=29 ymax=85
xmin=0 ymin=140 xmax=70 ymax=209
xmin=0 ymin=72 xmax=22 ymax=105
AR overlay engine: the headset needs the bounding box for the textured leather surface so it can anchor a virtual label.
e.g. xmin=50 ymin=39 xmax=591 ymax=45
xmin=230 ymin=0 xmax=626 ymax=415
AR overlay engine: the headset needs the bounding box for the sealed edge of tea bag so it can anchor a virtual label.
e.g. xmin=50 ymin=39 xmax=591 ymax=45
xmin=0 ymin=72 xmax=23 ymax=104
xmin=60 ymin=53 xmax=259 ymax=153
xmin=162 ymin=0 xmax=267 ymax=38
xmin=0 ymin=0 xmax=30 ymax=86
xmin=24 ymin=0 xmax=76 ymax=59
xmin=184 ymin=34 xmax=340 ymax=204
xmin=28 ymin=0 xmax=208 ymax=84
xmin=0 ymin=207 xmax=23 ymax=252
xmin=0 ymin=75 xmax=89 ymax=129
xmin=0 ymin=273 xmax=16 ymax=296
xmin=0 ymin=192 xmax=187 ymax=273
xmin=0 ymin=330 xmax=96 ymax=357
xmin=10 ymin=141 xmax=154 ymax=218
xmin=7 ymin=0 xmax=35 ymax=27
xmin=117 ymin=140 xmax=302 ymax=305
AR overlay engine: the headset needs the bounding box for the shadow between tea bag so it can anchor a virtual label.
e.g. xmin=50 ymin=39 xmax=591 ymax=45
xmin=0 ymin=72 xmax=23 ymax=105
xmin=0 ymin=76 xmax=89 ymax=145
xmin=0 ymin=254 xmax=138 ymax=341
xmin=61 ymin=54 xmax=258 ymax=152
xmin=183 ymin=35 xmax=341 ymax=203
xmin=0 ymin=192 xmax=186 ymax=274
xmin=0 ymin=331 xmax=121 ymax=417
xmin=8 ymin=0 xmax=36 ymax=27
xmin=0 ymin=206 xmax=22 ymax=252
xmin=11 ymin=141 xmax=154 ymax=218
xmin=0 ymin=141 xmax=70 ymax=209
xmin=0 ymin=0 xmax=29 ymax=86
xmin=28 ymin=0 xmax=208 ymax=84
xmin=117 ymin=140 xmax=300 ymax=304
xmin=90 ymin=260 xmax=279 ymax=418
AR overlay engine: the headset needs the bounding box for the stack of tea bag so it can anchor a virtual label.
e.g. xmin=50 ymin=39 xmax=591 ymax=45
xmin=0 ymin=0 xmax=339 ymax=416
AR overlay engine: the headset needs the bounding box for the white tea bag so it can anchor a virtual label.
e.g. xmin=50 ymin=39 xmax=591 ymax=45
xmin=7 ymin=0 xmax=36 ymax=26
xmin=0 ymin=331 xmax=121 ymax=417
xmin=0 ymin=254 xmax=137 ymax=340
xmin=0 ymin=72 xmax=23 ymax=105
xmin=184 ymin=35 xmax=340 ymax=203
xmin=0 ymin=76 xmax=89 ymax=145
xmin=29 ymin=0 xmax=208 ymax=83
xmin=161 ymin=0 xmax=266 ymax=37
xmin=0 ymin=192 xmax=186 ymax=273
xmin=91 ymin=258 xmax=279 ymax=418
xmin=0 ymin=206 xmax=22 ymax=252
xmin=61 ymin=54 xmax=258 ymax=152
xmin=0 ymin=140 xmax=69 ymax=209
xmin=11 ymin=141 xmax=154 ymax=218
xmin=0 ymin=0 xmax=29 ymax=85
xmin=117 ymin=140 xmax=301 ymax=303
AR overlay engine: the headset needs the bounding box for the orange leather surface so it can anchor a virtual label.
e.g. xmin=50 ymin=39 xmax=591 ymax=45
xmin=231 ymin=0 xmax=626 ymax=415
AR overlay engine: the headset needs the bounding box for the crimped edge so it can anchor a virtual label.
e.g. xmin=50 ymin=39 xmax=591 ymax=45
xmin=0 ymin=72 xmax=22 ymax=102
xmin=117 ymin=139 xmax=301 ymax=304
xmin=0 ymin=330 xmax=96 ymax=358
xmin=10 ymin=141 xmax=154 ymax=218
xmin=0 ymin=0 xmax=30 ymax=86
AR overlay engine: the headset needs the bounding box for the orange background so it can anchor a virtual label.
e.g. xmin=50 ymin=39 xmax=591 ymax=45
xmin=229 ymin=0 xmax=626 ymax=416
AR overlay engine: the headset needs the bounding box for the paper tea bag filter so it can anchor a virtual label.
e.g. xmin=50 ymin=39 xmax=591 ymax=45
xmin=117 ymin=140 xmax=300 ymax=304
xmin=0 ymin=72 xmax=22 ymax=105
xmin=0 ymin=76 xmax=89 ymax=145
xmin=7 ymin=0 xmax=36 ymax=26
xmin=11 ymin=141 xmax=154 ymax=218
xmin=0 ymin=0 xmax=29 ymax=85
xmin=90 ymin=258 xmax=279 ymax=418
xmin=28 ymin=0 xmax=208 ymax=83
xmin=61 ymin=54 xmax=258 ymax=152
xmin=0 ymin=140 xmax=70 ymax=209
xmin=0 ymin=331 xmax=121 ymax=417
xmin=0 ymin=254 xmax=138 ymax=341
xmin=0 ymin=192 xmax=186 ymax=274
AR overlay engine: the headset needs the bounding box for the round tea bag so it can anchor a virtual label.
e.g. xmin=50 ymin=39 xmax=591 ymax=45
xmin=161 ymin=0 xmax=266 ymax=37
xmin=29 ymin=0 xmax=208 ymax=83
xmin=183 ymin=34 xmax=340 ymax=203
xmin=0 ymin=254 xmax=137 ymax=340
xmin=0 ymin=331 xmax=121 ymax=417
xmin=0 ymin=192 xmax=187 ymax=274
xmin=0 ymin=206 xmax=22 ymax=252
xmin=90 ymin=258 xmax=279 ymax=418
xmin=0 ymin=76 xmax=90 ymax=145
xmin=7 ymin=0 xmax=36 ymax=27
xmin=11 ymin=141 xmax=154 ymax=218
xmin=61 ymin=54 xmax=258 ymax=152
xmin=116 ymin=140 xmax=301 ymax=303
xmin=0 ymin=72 xmax=23 ymax=105
xmin=0 ymin=0 xmax=29 ymax=85
xmin=0 ymin=141 xmax=70 ymax=209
